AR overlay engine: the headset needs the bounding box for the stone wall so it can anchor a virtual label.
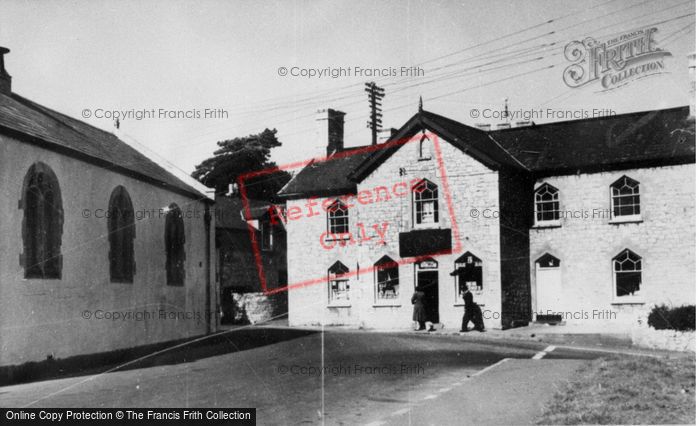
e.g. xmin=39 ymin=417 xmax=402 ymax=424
xmin=529 ymin=164 xmax=696 ymax=328
xmin=287 ymin=133 xmax=504 ymax=329
xmin=227 ymin=292 xmax=288 ymax=324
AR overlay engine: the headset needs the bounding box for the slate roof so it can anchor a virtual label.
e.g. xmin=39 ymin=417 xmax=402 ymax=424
xmin=0 ymin=92 xmax=210 ymax=201
xmin=279 ymin=106 xmax=695 ymax=199
xmin=277 ymin=149 xmax=374 ymax=199
xmin=490 ymin=106 xmax=695 ymax=176
xmin=215 ymin=195 xmax=276 ymax=230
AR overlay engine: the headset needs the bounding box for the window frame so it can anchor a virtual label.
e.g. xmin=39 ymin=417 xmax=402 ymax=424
xmin=165 ymin=203 xmax=186 ymax=286
xmin=533 ymin=183 xmax=561 ymax=227
xmin=374 ymin=256 xmax=400 ymax=305
xmin=611 ymin=249 xmax=644 ymax=304
xmin=412 ymin=179 xmax=439 ymax=228
xmin=108 ymin=186 xmax=136 ymax=283
xmin=418 ymin=134 xmax=432 ymax=161
xmin=21 ymin=162 xmax=64 ymax=280
xmin=453 ymin=252 xmax=484 ymax=304
xmin=326 ymin=199 xmax=350 ymax=239
xmin=327 ymin=261 xmax=351 ymax=307
xmin=609 ymin=176 xmax=642 ymax=223
xmin=260 ymin=220 xmax=273 ymax=251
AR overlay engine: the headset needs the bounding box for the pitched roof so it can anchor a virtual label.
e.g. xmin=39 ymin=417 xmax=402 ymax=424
xmin=350 ymin=109 xmax=527 ymax=181
xmin=277 ymin=148 xmax=374 ymax=199
xmin=279 ymin=106 xmax=695 ymax=199
xmin=489 ymin=106 xmax=694 ymax=176
xmin=214 ymin=195 xmax=276 ymax=229
xmin=0 ymin=92 xmax=210 ymax=201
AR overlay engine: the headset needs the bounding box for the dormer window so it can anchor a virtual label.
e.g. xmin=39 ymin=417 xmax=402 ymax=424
xmin=610 ymin=176 xmax=641 ymax=222
xmin=412 ymin=179 xmax=439 ymax=226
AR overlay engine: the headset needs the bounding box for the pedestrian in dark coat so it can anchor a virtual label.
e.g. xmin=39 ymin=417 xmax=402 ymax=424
xmin=460 ymin=290 xmax=485 ymax=332
xmin=411 ymin=289 xmax=427 ymax=330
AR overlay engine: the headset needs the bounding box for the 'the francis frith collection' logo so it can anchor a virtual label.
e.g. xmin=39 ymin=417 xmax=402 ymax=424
xmin=563 ymin=27 xmax=672 ymax=91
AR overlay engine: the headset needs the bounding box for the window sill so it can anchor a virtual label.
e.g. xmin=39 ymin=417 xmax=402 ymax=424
xmin=609 ymin=216 xmax=643 ymax=225
xmin=454 ymin=303 xmax=486 ymax=307
xmin=417 ymin=157 xmax=432 ymax=162
xmin=373 ymin=303 xmax=401 ymax=307
xmin=611 ymin=299 xmax=645 ymax=305
xmin=327 ymin=303 xmax=351 ymax=308
xmin=532 ymin=221 xmax=561 ymax=229
xmin=324 ymin=236 xmax=351 ymax=242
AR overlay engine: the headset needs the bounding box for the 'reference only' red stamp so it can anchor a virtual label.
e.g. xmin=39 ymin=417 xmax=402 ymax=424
xmin=238 ymin=132 xmax=462 ymax=295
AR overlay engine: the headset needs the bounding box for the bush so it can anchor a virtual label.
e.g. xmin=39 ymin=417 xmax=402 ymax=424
xmin=647 ymin=305 xmax=695 ymax=331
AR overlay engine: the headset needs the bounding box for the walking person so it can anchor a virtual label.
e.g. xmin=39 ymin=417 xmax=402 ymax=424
xmin=411 ymin=287 xmax=427 ymax=331
xmin=460 ymin=290 xmax=485 ymax=332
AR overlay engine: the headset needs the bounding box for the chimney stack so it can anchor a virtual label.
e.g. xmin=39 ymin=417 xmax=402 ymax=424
xmin=316 ymin=109 xmax=345 ymax=156
xmin=688 ymin=53 xmax=695 ymax=120
xmin=0 ymin=47 xmax=11 ymax=95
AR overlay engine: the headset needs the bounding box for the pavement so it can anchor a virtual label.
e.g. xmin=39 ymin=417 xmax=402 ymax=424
xmin=0 ymin=326 xmax=635 ymax=425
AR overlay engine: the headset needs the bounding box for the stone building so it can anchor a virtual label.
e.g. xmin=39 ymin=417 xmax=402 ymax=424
xmin=0 ymin=47 xmax=216 ymax=368
xmin=279 ymin=105 xmax=695 ymax=330
xmin=215 ymin=195 xmax=287 ymax=324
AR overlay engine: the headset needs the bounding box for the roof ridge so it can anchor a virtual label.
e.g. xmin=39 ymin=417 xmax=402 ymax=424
xmin=11 ymin=93 xmax=117 ymax=141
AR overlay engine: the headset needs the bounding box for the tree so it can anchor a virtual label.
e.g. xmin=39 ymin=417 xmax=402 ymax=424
xmin=191 ymin=128 xmax=291 ymax=201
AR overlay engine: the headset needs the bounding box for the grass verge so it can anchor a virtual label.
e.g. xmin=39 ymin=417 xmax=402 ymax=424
xmin=537 ymin=355 xmax=695 ymax=425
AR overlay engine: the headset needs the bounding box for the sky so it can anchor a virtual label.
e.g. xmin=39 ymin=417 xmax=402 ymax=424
xmin=0 ymin=0 xmax=696 ymax=177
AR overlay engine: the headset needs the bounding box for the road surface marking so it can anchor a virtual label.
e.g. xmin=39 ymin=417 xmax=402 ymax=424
xmin=438 ymin=387 xmax=451 ymax=393
xmin=364 ymin=421 xmax=386 ymax=426
xmin=533 ymin=345 xmax=557 ymax=359
xmin=423 ymin=394 xmax=438 ymax=400
xmin=391 ymin=408 xmax=410 ymax=417
xmin=472 ymin=357 xmax=511 ymax=377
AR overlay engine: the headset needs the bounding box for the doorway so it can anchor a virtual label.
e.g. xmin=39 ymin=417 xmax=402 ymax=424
xmin=535 ymin=253 xmax=562 ymax=323
xmin=415 ymin=259 xmax=439 ymax=324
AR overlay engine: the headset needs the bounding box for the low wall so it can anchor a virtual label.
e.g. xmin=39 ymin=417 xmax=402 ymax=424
xmin=224 ymin=291 xmax=287 ymax=324
xmin=631 ymin=327 xmax=696 ymax=352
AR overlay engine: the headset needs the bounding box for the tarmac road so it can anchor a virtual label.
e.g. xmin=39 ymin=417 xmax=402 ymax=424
xmin=0 ymin=328 xmax=604 ymax=425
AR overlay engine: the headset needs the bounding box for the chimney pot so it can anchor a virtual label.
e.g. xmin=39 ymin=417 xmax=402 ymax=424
xmin=0 ymin=47 xmax=11 ymax=95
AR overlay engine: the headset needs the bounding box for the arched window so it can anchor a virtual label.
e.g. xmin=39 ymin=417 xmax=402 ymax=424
xmin=452 ymin=252 xmax=483 ymax=301
xmin=418 ymin=134 xmax=432 ymax=160
xmin=108 ymin=186 xmax=135 ymax=283
xmin=610 ymin=176 xmax=640 ymax=219
xmin=534 ymin=183 xmax=560 ymax=224
xmin=613 ymin=249 xmax=642 ymax=298
xmin=165 ymin=203 xmax=185 ymax=286
xmin=326 ymin=199 xmax=349 ymax=235
xmin=375 ymin=256 xmax=399 ymax=301
xmin=328 ymin=261 xmax=350 ymax=304
xmin=22 ymin=162 xmax=63 ymax=279
xmin=413 ymin=179 xmax=438 ymax=226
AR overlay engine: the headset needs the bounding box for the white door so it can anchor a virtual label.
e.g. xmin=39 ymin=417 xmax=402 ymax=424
xmin=535 ymin=254 xmax=562 ymax=317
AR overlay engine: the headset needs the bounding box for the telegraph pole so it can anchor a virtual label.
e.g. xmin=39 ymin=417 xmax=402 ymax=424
xmin=365 ymin=82 xmax=385 ymax=145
